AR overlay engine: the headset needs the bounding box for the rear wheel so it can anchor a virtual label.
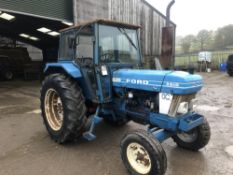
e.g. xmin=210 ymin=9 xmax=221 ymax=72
xmin=172 ymin=119 xmax=211 ymax=151
xmin=41 ymin=74 xmax=87 ymax=143
xmin=121 ymin=130 xmax=167 ymax=175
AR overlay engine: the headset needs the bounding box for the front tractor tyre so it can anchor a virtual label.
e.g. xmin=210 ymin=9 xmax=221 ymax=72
xmin=172 ymin=119 xmax=211 ymax=151
xmin=40 ymin=74 xmax=87 ymax=143
xmin=121 ymin=130 xmax=167 ymax=175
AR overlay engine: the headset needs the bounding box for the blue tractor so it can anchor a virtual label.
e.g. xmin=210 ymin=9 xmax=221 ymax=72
xmin=41 ymin=19 xmax=210 ymax=175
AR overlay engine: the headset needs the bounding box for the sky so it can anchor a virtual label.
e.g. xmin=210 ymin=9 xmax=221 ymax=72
xmin=146 ymin=0 xmax=233 ymax=36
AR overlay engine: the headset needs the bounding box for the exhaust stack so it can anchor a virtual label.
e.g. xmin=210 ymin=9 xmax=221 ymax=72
xmin=166 ymin=0 xmax=175 ymax=27
xmin=160 ymin=0 xmax=176 ymax=69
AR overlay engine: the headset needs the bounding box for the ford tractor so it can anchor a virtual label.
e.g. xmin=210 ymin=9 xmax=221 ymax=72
xmin=41 ymin=19 xmax=211 ymax=175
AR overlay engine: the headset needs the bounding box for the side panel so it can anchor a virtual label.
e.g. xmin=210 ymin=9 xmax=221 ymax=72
xmin=112 ymin=69 xmax=203 ymax=95
xmin=44 ymin=62 xmax=82 ymax=78
xmin=161 ymin=71 xmax=203 ymax=94
xmin=112 ymin=69 xmax=170 ymax=92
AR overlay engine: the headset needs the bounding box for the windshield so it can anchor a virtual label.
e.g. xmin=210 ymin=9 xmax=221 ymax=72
xmin=98 ymin=25 xmax=140 ymax=65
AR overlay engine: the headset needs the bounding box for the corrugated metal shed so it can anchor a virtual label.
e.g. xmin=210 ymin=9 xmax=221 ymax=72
xmin=0 ymin=0 xmax=175 ymax=66
xmin=0 ymin=0 xmax=73 ymax=21
xmin=74 ymin=0 xmax=176 ymax=64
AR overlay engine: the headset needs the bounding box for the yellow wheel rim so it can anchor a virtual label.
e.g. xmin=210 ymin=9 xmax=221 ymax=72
xmin=126 ymin=142 xmax=152 ymax=174
xmin=44 ymin=89 xmax=64 ymax=131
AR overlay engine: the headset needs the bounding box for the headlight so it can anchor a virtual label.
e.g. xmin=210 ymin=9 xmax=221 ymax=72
xmin=177 ymin=102 xmax=189 ymax=114
xmin=161 ymin=94 xmax=196 ymax=117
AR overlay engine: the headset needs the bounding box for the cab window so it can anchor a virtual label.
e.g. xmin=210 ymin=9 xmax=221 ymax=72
xmin=59 ymin=31 xmax=75 ymax=60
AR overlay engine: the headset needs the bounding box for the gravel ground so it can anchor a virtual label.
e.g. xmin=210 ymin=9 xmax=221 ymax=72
xmin=0 ymin=71 xmax=232 ymax=175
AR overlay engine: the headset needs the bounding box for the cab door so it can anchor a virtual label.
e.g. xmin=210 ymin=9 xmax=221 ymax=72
xmin=94 ymin=24 xmax=112 ymax=103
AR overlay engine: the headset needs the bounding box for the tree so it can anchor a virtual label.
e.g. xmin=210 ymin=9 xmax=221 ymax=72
xmin=196 ymin=30 xmax=212 ymax=51
xmin=180 ymin=35 xmax=195 ymax=53
xmin=214 ymin=25 xmax=233 ymax=49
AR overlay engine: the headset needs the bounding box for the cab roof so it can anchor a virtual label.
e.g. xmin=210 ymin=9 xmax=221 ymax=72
xmin=60 ymin=19 xmax=141 ymax=32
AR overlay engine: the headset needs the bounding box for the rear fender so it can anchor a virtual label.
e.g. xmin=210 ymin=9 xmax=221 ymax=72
xmin=44 ymin=62 xmax=82 ymax=79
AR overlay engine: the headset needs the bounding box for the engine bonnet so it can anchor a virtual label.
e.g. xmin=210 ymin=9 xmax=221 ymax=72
xmin=112 ymin=69 xmax=203 ymax=94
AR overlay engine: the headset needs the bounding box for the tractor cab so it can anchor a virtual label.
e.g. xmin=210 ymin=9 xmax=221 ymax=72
xmin=57 ymin=19 xmax=142 ymax=103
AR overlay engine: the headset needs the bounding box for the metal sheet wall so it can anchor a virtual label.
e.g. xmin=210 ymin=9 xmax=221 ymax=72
xmin=74 ymin=0 xmax=175 ymax=58
xmin=0 ymin=0 xmax=73 ymax=21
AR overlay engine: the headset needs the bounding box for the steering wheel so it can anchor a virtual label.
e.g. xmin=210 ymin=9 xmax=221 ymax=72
xmin=100 ymin=53 xmax=114 ymax=62
xmin=75 ymin=57 xmax=93 ymax=68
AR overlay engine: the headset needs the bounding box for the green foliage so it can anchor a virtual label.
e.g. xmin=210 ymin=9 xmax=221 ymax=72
xmin=177 ymin=24 xmax=233 ymax=54
xmin=180 ymin=35 xmax=195 ymax=53
xmin=196 ymin=30 xmax=212 ymax=51
xmin=214 ymin=25 xmax=233 ymax=49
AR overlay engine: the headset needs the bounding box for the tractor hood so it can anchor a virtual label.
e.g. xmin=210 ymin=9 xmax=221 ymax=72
xmin=112 ymin=69 xmax=203 ymax=94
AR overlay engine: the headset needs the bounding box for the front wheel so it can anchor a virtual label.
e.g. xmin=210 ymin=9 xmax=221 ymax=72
xmin=172 ymin=119 xmax=211 ymax=151
xmin=121 ymin=130 xmax=167 ymax=175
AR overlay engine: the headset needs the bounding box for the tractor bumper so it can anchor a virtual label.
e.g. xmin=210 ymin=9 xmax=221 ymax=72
xmin=149 ymin=112 xmax=204 ymax=142
xmin=178 ymin=113 xmax=204 ymax=132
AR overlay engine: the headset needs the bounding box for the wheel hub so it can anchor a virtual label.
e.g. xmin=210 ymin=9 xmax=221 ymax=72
xmin=44 ymin=89 xmax=64 ymax=131
xmin=126 ymin=142 xmax=151 ymax=174
xmin=177 ymin=129 xmax=198 ymax=143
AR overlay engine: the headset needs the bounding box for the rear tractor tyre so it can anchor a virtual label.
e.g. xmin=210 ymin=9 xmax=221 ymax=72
xmin=172 ymin=119 xmax=211 ymax=151
xmin=121 ymin=130 xmax=167 ymax=175
xmin=40 ymin=74 xmax=87 ymax=143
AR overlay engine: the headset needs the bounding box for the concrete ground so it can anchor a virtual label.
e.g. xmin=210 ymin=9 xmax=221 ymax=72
xmin=0 ymin=72 xmax=232 ymax=175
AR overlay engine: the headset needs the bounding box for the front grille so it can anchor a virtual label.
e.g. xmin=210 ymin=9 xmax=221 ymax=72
xmin=168 ymin=94 xmax=196 ymax=117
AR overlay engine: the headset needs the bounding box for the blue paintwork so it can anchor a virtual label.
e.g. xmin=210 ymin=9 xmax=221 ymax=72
xmin=149 ymin=113 xmax=179 ymax=132
xmin=149 ymin=112 xmax=204 ymax=133
xmin=162 ymin=71 xmax=203 ymax=94
xmin=113 ymin=69 xmax=171 ymax=91
xmin=82 ymin=107 xmax=103 ymax=141
xmin=44 ymin=62 xmax=82 ymax=79
xmin=178 ymin=113 xmax=204 ymax=132
xmin=147 ymin=113 xmax=204 ymax=142
xmin=112 ymin=69 xmax=203 ymax=95
xmin=152 ymin=130 xmax=173 ymax=142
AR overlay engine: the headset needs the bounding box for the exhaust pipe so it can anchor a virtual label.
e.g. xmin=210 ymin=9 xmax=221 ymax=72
xmin=160 ymin=0 xmax=176 ymax=69
xmin=166 ymin=0 xmax=175 ymax=27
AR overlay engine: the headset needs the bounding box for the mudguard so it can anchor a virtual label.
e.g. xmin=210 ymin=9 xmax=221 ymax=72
xmin=44 ymin=62 xmax=82 ymax=79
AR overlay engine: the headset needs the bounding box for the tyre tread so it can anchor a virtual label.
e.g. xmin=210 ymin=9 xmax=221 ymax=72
xmin=41 ymin=74 xmax=87 ymax=143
